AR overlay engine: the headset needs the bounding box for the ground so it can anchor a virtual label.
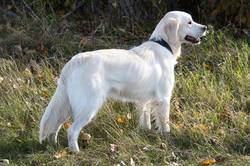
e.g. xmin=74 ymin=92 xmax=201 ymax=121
xmin=0 ymin=7 xmax=249 ymax=166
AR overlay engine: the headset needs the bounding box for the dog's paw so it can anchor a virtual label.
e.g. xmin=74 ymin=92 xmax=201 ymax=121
xmin=68 ymin=142 xmax=80 ymax=153
xmin=161 ymin=124 xmax=170 ymax=137
xmin=139 ymin=122 xmax=152 ymax=130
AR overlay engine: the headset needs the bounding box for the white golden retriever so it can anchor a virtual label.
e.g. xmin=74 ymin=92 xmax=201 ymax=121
xmin=39 ymin=11 xmax=207 ymax=152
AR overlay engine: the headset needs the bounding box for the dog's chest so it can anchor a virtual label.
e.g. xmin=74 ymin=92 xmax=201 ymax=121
xmin=154 ymin=60 xmax=175 ymax=99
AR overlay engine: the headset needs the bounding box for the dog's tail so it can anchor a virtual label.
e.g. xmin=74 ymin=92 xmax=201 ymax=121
xmin=39 ymin=82 xmax=70 ymax=144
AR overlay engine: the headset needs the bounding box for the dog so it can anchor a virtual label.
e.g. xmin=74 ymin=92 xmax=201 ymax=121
xmin=39 ymin=11 xmax=207 ymax=152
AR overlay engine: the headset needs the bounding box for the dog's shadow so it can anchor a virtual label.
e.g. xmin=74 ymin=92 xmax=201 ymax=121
xmin=0 ymin=138 xmax=47 ymax=160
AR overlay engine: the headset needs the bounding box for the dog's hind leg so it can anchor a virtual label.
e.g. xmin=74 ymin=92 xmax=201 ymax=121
xmin=66 ymin=77 xmax=106 ymax=152
xmin=67 ymin=96 xmax=104 ymax=152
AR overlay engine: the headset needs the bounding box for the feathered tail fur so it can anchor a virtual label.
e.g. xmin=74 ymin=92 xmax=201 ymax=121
xmin=39 ymin=82 xmax=70 ymax=143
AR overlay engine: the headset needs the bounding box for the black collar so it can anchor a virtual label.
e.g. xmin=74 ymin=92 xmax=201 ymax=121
xmin=149 ymin=38 xmax=173 ymax=54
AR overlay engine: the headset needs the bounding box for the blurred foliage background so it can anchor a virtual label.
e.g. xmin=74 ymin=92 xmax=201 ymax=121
xmin=1 ymin=0 xmax=250 ymax=29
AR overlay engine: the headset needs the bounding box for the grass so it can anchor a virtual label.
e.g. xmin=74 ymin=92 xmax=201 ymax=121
xmin=0 ymin=5 xmax=249 ymax=166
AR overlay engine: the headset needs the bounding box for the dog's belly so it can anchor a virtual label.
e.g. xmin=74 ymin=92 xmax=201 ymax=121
xmin=108 ymin=84 xmax=156 ymax=102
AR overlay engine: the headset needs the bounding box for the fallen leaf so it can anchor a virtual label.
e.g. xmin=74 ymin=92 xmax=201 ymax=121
xmin=220 ymin=106 xmax=231 ymax=121
xmin=175 ymin=123 xmax=184 ymax=129
xmin=193 ymin=111 xmax=201 ymax=117
xmin=126 ymin=113 xmax=132 ymax=120
xmin=37 ymin=43 xmax=48 ymax=55
xmin=16 ymin=77 xmax=25 ymax=83
xmin=201 ymin=158 xmax=216 ymax=165
xmin=13 ymin=83 xmax=19 ymax=89
xmin=36 ymin=74 xmax=45 ymax=81
xmin=41 ymin=89 xmax=50 ymax=98
xmin=54 ymin=149 xmax=68 ymax=159
xmin=110 ymin=144 xmax=118 ymax=153
xmin=194 ymin=124 xmax=209 ymax=132
xmin=142 ymin=145 xmax=151 ymax=151
xmin=166 ymin=162 xmax=181 ymax=166
xmin=63 ymin=122 xmax=72 ymax=129
xmin=79 ymin=131 xmax=91 ymax=144
xmin=159 ymin=143 xmax=167 ymax=149
xmin=203 ymin=63 xmax=213 ymax=71
xmin=116 ymin=115 xmax=126 ymax=124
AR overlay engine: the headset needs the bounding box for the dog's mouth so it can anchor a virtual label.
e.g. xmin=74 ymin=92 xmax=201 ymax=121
xmin=184 ymin=35 xmax=200 ymax=44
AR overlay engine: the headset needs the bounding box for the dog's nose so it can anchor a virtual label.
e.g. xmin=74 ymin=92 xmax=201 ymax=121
xmin=202 ymin=26 xmax=207 ymax=31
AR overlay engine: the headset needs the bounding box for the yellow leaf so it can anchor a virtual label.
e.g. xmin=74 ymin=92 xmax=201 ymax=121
xmin=37 ymin=74 xmax=45 ymax=81
xmin=203 ymin=63 xmax=213 ymax=71
xmin=41 ymin=90 xmax=50 ymax=98
xmin=194 ymin=124 xmax=209 ymax=132
xmin=193 ymin=111 xmax=201 ymax=117
xmin=116 ymin=115 xmax=126 ymax=124
xmin=201 ymin=158 xmax=216 ymax=165
xmin=175 ymin=123 xmax=184 ymax=129
xmin=54 ymin=149 xmax=68 ymax=159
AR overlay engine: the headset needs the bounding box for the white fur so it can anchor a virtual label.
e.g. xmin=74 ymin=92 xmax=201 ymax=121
xmin=39 ymin=11 xmax=207 ymax=152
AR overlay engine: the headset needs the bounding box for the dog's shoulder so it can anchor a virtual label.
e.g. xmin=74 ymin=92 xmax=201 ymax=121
xmin=132 ymin=41 xmax=177 ymax=66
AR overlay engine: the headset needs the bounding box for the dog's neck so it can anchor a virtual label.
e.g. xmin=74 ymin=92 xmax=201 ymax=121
xmin=149 ymin=35 xmax=181 ymax=57
xmin=171 ymin=44 xmax=181 ymax=57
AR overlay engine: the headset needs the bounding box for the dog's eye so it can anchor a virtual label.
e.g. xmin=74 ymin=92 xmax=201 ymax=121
xmin=188 ymin=21 xmax=192 ymax=25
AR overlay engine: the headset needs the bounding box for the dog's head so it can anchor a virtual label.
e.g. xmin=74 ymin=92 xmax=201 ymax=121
xmin=152 ymin=11 xmax=207 ymax=45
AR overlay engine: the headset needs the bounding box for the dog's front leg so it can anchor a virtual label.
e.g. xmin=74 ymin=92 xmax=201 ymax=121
xmin=152 ymin=97 xmax=170 ymax=135
xmin=138 ymin=103 xmax=151 ymax=130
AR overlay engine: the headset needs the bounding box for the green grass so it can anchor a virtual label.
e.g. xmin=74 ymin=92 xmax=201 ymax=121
xmin=0 ymin=8 xmax=249 ymax=165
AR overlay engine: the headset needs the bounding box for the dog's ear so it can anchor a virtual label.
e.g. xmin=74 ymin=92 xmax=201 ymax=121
xmin=164 ymin=17 xmax=180 ymax=44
